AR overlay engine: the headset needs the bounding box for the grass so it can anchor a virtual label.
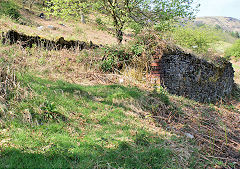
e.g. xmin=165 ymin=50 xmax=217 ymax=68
xmin=0 ymin=0 xmax=20 ymax=20
xmin=0 ymin=38 xmax=239 ymax=169
xmin=232 ymin=61 xmax=240 ymax=85
xmin=0 ymin=2 xmax=240 ymax=168
xmin=212 ymin=41 xmax=233 ymax=55
xmin=1 ymin=72 xmax=189 ymax=168
xmin=1 ymin=63 xmax=238 ymax=168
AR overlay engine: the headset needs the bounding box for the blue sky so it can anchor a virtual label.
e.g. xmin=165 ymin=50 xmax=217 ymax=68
xmin=196 ymin=0 xmax=240 ymax=19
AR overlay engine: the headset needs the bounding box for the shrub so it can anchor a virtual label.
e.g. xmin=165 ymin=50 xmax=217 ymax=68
xmin=171 ymin=26 xmax=219 ymax=54
xmin=100 ymin=47 xmax=130 ymax=72
xmin=125 ymin=31 xmax=167 ymax=70
xmin=129 ymin=22 xmax=143 ymax=35
xmin=225 ymin=39 xmax=240 ymax=60
xmin=96 ymin=17 xmax=103 ymax=25
xmin=0 ymin=0 xmax=20 ymax=20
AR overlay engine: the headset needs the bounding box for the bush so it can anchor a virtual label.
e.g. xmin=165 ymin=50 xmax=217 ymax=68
xmin=0 ymin=0 xmax=21 ymax=20
xmin=171 ymin=26 xmax=219 ymax=54
xmin=100 ymin=32 xmax=158 ymax=73
xmin=100 ymin=47 xmax=130 ymax=72
xmin=225 ymin=39 xmax=240 ymax=60
xmin=96 ymin=17 xmax=103 ymax=25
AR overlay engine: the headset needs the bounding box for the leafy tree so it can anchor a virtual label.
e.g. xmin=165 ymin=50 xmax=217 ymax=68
xmin=93 ymin=0 xmax=199 ymax=43
xmin=234 ymin=31 xmax=240 ymax=38
xmin=46 ymin=0 xmax=199 ymax=44
xmin=172 ymin=25 xmax=219 ymax=54
xmin=45 ymin=0 xmax=90 ymax=23
xmin=215 ymin=24 xmax=222 ymax=30
xmin=231 ymin=31 xmax=240 ymax=38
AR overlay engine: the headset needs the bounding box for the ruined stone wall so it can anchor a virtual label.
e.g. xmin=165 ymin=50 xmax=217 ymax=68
xmin=157 ymin=49 xmax=234 ymax=102
xmin=1 ymin=30 xmax=99 ymax=50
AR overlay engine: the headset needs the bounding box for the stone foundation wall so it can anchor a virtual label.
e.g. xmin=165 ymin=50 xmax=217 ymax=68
xmin=156 ymin=49 xmax=234 ymax=102
xmin=1 ymin=30 xmax=99 ymax=50
xmin=1 ymin=30 xmax=234 ymax=102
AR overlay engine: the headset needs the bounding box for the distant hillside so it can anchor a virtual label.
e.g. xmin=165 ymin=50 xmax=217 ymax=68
xmin=194 ymin=16 xmax=240 ymax=33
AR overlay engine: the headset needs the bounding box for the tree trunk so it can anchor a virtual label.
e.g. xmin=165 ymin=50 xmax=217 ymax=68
xmin=81 ymin=14 xmax=86 ymax=24
xmin=116 ymin=29 xmax=123 ymax=44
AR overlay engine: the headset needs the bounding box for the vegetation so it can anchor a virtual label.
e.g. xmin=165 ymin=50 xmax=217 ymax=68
xmin=171 ymin=25 xmax=223 ymax=54
xmin=21 ymin=0 xmax=45 ymax=10
xmin=0 ymin=1 xmax=240 ymax=168
xmin=0 ymin=0 xmax=21 ymax=20
xmin=0 ymin=71 xmax=179 ymax=168
xmin=46 ymin=0 xmax=199 ymax=43
xmin=231 ymin=31 xmax=240 ymax=39
xmin=225 ymin=39 xmax=240 ymax=60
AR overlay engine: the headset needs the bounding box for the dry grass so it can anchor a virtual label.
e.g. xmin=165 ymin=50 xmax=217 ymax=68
xmin=0 ymin=64 xmax=18 ymax=103
xmin=2 ymin=42 xmax=239 ymax=166
xmin=0 ymin=5 xmax=239 ymax=167
xmin=232 ymin=60 xmax=240 ymax=85
xmin=0 ymin=8 xmax=130 ymax=45
xmin=163 ymin=96 xmax=240 ymax=166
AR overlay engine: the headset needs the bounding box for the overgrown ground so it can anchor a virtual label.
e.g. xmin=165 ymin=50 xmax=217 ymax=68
xmin=1 ymin=42 xmax=239 ymax=168
xmin=0 ymin=1 xmax=240 ymax=168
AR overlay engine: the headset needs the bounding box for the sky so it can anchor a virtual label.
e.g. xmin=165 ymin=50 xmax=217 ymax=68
xmin=196 ymin=0 xmax=240 ymax=19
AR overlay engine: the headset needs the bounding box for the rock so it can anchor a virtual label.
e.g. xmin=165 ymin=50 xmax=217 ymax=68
xmin=119 ymin=78 xmax=124 ymax=84
xmin=39 ymin=13 xmax=45 ymax=19
xmin=81 ymin=14 xmax=86 ymax=24
xmin=47 ymin=25 xmax=56 ymax=30
xmin=2 ymin=30 xmax=100 ymax=51
xmin=185 ymin=133 xmax=194 ymax=139
xmin=59 ymin=23 xmax=66 ymax=27
xmin=37 ymin=26 xmax=44 ymax=31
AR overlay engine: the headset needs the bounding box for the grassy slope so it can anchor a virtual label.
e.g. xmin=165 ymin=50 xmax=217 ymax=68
xmin=0 ymin=1 xmax=130 ymax=45
xmin=0 ymin=2 xmax=240 ymax=168
xmin=1 ymin=74 xmax=179 ymax=168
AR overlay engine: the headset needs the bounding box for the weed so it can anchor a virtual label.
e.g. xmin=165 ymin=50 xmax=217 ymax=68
xmin=100 ymin=46 xmax=130 ymax=72
xmin=41 ymin=101 xmax=59 ymax=119
xmin=96 ymin=17 xmax=103 ymax=25
xmin=135 ymin=132 xmax=150 ymax=146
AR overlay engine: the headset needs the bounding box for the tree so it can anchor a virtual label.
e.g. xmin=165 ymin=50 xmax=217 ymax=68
xmin=45 ymin=0 xmax=90 ymax=23
xmin=231 ymin=31 xmax=240 ymax=38
xmin=94 ymin=0 xmax=199 ymax=43
xmin=234 ymin=31 xmax=240 ymax=38
xmin=22 ymin=0 xmax=41 ymax=10
xmin=46 ymin=0 xmax=199 ymax=44
xmin=215 ymin=24 xmax=222 ymax=30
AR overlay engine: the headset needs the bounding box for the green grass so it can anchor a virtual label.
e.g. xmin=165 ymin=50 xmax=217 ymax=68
xmin=0 ymin=73 xmax=184 ymax=168
xmin=1 ymin=4 xmax=238 ymax=167
xmin=225 ymin=39 xmax=240 ymax=60
xmin=0 ymin=0 xmax=20 ymax=20
xmin=212 ymin=41 xmax=233 ymax=54
xmin=171 ymin=25 xmax=220 ymax=54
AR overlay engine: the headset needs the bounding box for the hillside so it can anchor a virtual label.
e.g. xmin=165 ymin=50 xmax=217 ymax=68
xmin=0 ymin=1 xmax=240 ymax=168
xmin=194 ymin=16 xmax=240 ymax=33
